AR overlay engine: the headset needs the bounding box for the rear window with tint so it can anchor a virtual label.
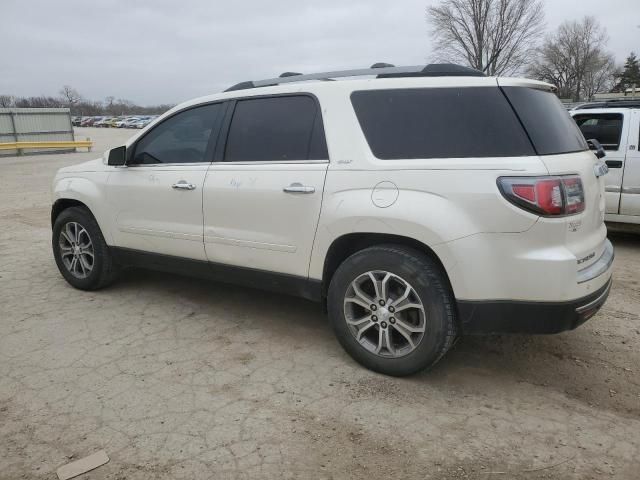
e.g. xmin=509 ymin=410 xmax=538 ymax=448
xmin=350 ymin=87 xmax=535 ymax=159
xmin=501 ymin=87 xmax=588 ymax=155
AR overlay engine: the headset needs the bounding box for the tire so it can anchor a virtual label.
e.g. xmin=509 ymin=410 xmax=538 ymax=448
xmin=52 ymin=206 xmax=118 ymax=290
xmin=327 ymin=245 xmax=457 ymax=376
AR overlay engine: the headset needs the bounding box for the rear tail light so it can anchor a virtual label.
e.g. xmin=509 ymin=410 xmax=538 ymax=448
xmin=497 ymin=175 xmax=585 ymax=216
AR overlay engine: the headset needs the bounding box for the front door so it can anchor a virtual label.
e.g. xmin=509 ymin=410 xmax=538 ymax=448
xmin=620 ymin=109 xmax=640 ymax=215
xmin=573 ymin=110 xmax=629 ymax=214
xmin=203 ymin=95 xmax=329 ymax=277
xmin=107 ymin=103 xmax=224 ymax=260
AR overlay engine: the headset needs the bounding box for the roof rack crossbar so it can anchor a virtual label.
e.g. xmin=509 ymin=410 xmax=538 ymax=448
xmin=224 ymin=64 xmax=485 ymax=92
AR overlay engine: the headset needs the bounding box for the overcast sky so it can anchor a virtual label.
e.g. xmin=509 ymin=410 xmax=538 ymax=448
xmin=1 ymin=0 xmax=638 ymax=105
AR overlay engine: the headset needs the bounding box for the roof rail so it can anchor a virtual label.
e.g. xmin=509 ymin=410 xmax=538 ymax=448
xmin=224 ymin=63 xmax=485 ymax=92
xmin=573 ymin=99 xmax=640 ymax=110
xmin=371 ymin=62 xmax=395 ymax=68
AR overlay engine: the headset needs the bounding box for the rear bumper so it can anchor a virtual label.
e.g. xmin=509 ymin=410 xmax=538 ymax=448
xmin=577 ymin=239 xmax=614 ymax=284
xmin=457 ymin=278 xmax=612 ymax=334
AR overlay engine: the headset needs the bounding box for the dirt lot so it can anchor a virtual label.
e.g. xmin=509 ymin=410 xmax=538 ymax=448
xmin=1 ymin=127 xmax=639 ymax=479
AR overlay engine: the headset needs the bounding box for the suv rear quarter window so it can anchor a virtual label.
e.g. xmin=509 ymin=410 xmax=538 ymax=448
xmin=350 ymin=87 xmax=535 ymax=160
xmin=501 ymin=87 xmax=588 ymax=155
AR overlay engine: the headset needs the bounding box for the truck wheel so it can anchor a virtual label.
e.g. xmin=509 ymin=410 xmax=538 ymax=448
xmin=52 ymin=206 xmax=117 ymax=290
xmin=327 ymin=245 xmax=457 ymax=376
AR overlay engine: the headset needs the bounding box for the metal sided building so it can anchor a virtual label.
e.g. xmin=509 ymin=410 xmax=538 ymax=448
xmin=0 ymin=108 xmax=75 ymax=156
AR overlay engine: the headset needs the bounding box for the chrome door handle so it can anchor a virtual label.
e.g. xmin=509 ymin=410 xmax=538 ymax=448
xmin=283 ymin=183 xmax=315 ymax=194
xmin=172 ymin=181 xmax=196 ymax=190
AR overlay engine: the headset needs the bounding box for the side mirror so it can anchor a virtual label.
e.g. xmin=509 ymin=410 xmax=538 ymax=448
xmin=587 ymin=139 xmax=606 ymax=159
xmin=107 ymin=146 xmax=127 ymax=166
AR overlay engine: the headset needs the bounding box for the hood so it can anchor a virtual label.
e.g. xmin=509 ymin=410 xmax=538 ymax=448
xmin=57 ymin=158 xmax=106 ymax=174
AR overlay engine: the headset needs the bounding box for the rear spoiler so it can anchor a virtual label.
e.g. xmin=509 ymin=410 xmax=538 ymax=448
xmin=496 ymin=77 xmax=556 ymax=92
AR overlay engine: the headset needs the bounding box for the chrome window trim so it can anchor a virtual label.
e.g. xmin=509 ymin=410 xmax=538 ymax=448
xmin=213 ymin=160 xmax=329 ymax=166
xmin=124 ymin=162 xmax=211 ymax=168
xmin=122 ymin=159 xmax=330 ymax=168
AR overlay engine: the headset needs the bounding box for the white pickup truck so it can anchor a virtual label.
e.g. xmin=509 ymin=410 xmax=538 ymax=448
xmin=571 ymin=102 xmax=640 ymax=226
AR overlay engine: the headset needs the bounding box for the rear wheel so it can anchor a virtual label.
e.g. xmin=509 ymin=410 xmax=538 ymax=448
xmin=328 ymin=245 xmax=457 ymax=376
xmin=52 ymin=206 xmax=117 ymax=290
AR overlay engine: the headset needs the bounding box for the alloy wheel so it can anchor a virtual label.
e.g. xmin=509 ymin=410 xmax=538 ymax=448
xmin=59 ymin=222 xmax=94 ymax=279
xmin=343 ymin=270 xmax=426 ymax=358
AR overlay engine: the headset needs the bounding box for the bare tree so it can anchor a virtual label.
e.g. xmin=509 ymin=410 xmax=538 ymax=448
xmin=528 ymin=17 xmax=614 ymax=101
xmin=1 ymin=92 xmax=171 ymax=116
xmin=59 ymin=85 xmax=82 ymax=106
xmin=104 ymin=96 xmax=116 ymax=115
xmin=427 ymin=0 xmax=545 ymax=75
xmin=0 ymin=95 xmax=16 ymax=107
xmin=583 ymin=53 xmax=616 ymax=100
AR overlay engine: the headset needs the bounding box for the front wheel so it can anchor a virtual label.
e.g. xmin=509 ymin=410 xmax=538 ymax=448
xmin=327 ymin=245 xmax=457 ymax=376
xmin=52 ymin=206 xmax=117 ymax=290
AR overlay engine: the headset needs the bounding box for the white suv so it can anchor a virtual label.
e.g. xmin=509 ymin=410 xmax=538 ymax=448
xmin=51 ymin=64 xmax=614 ymax=376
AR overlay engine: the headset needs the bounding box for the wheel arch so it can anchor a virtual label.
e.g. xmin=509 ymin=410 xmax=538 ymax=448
xmin=51 ymin=198 xmax=90 ymax=227
xmin=321 ymin=232 xmax=453 ymax=299
xmin=51 ymin=174 xmax=113 ymax=244
xmin=50 ymin=195 xmax=115 ymax=243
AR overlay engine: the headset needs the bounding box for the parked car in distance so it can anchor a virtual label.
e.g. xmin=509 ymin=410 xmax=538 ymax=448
xmin=571 ymin=101 xmax=640 ymax=227
xmin=109 ymin=117 xmax=122 ymax=128
xmin=76 ymin=115 xmax=159 ymax=128
xmin=123 ymin=117 xmax=143 ymax=128
xmin=114 ymin=118 xmax=130 ymax=128
xmin=51 ymin=63 xmax=613 ymax=376
xmin=81 ymin=117 xmax=98 ymax=127
xmin=99 ymin=117 xmax=118 ymax=128
xmin=114 ymin=117 xmax=134 ymax=128
xmin=71 ymin=116 xmax=82 ymax=126
xmin=93 ymin=117 xmax=112 ymax=128
xmin=129 ymin=118 xmax=151 ymax=129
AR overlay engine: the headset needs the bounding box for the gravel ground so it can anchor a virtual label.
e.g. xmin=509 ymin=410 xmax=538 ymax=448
xmin=1 ymin=128 xmax=639 ymax=479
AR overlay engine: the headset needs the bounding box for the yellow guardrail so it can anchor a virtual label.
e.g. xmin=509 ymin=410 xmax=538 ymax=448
xmin=0 ymin=140 xmax=93 ymax=152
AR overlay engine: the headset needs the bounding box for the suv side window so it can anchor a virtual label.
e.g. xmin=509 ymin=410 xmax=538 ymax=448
xmin=130 ymin=103 xmax=222 ymax=165
xmin=224 ymin=95 xmax=328 ymax=162
xmin=573 ymin=113 xmax=624 ymax=151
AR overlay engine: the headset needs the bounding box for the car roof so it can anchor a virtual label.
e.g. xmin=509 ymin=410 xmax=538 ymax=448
xmin=572 ymin=107 xmax=639 ymax=114
xmin=169 ymin=74 xmax=552 ymax=115
xmin=572 ymin=100 xmax=640 ymax=110
xmin=130 ymin=65 xmax=552 ymax=139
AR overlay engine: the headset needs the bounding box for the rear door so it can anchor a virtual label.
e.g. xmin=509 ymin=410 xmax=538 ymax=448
xmin=202 ymin=94 xmax=329 ymax=277
xmin=620 ymin=109 xmax=640 ymax=215
xmin=572 ymin=110 xmax=630 ymax=214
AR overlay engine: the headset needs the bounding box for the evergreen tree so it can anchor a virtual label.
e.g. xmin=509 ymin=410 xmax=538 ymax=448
xmin=613 ymin=52 xmax=640 ymax=92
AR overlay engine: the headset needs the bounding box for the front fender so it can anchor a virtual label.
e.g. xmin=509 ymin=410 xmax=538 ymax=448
xmin=52 ymin=174 xmax=113 ymax=244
